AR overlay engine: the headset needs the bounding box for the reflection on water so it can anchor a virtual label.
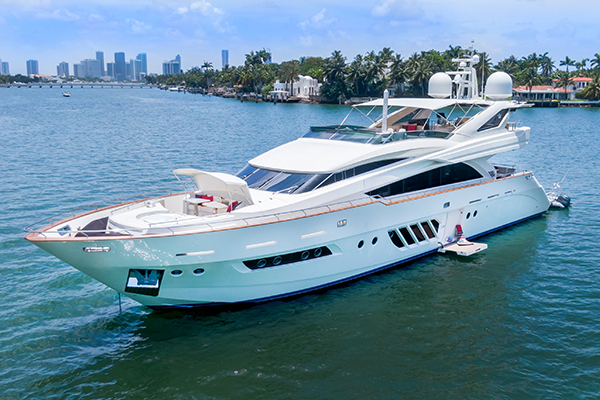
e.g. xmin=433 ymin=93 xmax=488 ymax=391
xmin=1 ymin=88 xmax=599 ymax=399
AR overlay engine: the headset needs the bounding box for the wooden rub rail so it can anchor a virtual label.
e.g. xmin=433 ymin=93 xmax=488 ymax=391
xmin=24 ymin=171 xmax=531 ymax=239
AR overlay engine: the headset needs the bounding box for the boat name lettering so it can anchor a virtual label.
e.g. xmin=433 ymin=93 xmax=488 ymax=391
xmin=83 ymin=246 xmax=111 ymax=253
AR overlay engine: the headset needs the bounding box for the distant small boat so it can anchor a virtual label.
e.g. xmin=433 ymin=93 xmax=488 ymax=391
xmin=62 ymin=92 xmax=71 ymax=97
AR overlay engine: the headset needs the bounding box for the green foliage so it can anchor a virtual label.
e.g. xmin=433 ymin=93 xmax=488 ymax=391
xmin=141 ymin=45 xmax=600 ymax=103
xmin=582 ymin=74 xmax=600 ymax=100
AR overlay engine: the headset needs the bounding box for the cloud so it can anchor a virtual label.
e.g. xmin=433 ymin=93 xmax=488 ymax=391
xmin=88 ymin=13 xmax=104 ymax=22
xmin=175 ymin=1 xmax=227 ymax=32
xmin=34 ymin=9 xmax=80 ymax=21
xmin=126 ymin=18 xmax=152 ymax=34
xmin=298 ymin=8 xmax=336 ymax=29
xmin=372 ymin=0 xmax=394 ymax=17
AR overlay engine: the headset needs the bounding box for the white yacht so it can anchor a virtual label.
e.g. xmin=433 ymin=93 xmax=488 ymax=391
xmin=25 ymin=51 xmax=550 ymax=309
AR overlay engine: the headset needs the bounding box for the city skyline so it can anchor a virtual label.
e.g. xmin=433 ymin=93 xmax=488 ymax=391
xmin=1 ymin=0 xmax=599 ymax=76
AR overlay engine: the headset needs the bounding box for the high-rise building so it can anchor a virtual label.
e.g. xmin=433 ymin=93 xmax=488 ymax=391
xmin=133 ymin=59 xmax=143 ymax=80
xmin=162 ymin=55 xmax=181 ymax=75
xmin=57 ymin=61 xmax=69 ymax=77
xmin=126 ymin=61 xmax=133 ymax=80
xmin=106 ymin=62 xmax=115 ymax=79
xmin=26 ymin=59 xmax=39 ymax=76
xmin=1 ymin=61 xmax=9 ymax=75
xmin=73 ymin=63 xmax=84 ymax=78
xmin=136 ymin=53 xmax=147 ymax=74
xmin=81 ymin=59 xmax=101 ymax=78
xmin=96 ymin=51 xmax=105 ymax=76
xmin=114 ymin=52 xmax=126 ymax=81
xmin=222 ymin=50 xmax=229 ymax=69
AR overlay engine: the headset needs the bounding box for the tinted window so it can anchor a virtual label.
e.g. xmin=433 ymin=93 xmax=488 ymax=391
xmin=260 ymin=172 xmax=313 ymax=194
xmin=236 ymin=164 xmax=257 ymax=180
xmin=366 ymin=163 xmax=482 ymax=198
xmin=244 ymin=169 xmax=279 ymax=188
xmin=478 ymin=109 xmax=508 ymax=132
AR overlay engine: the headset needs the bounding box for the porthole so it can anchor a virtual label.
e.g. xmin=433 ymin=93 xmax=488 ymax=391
xmin=171 ymin=270 xmax=183 ymax=276
xmin=273 ymin=256 xmax=282 ymax=266
xmin=358 ymin=240 xmax=364 ymax=249
xmin=443 ymin=202 xmax=450 ymax=208
xmin=301 ymin=250 xmax=310 ymax=260
xmin=314 ymin=248 xmax=322 ymax=257
xmin=193 ymin=268 xmax=205 ymax=275
xmin=474 ymin=210 xmax=478 ymax=217
xmin=257 ymin=259 xmax=267 ymax=268
xmin=372 ymin=237 xmax=378 ymax=245
xmin=466 ymin=212 xmax=471 ymax=219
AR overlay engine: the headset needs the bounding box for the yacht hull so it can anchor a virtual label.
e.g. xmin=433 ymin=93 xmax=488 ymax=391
xmin=29 ymin=173 xmax=549 ymax=308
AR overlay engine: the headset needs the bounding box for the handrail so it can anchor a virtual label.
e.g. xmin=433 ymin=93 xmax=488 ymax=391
xmin=23 ymin=188 xmax=180 ymax=233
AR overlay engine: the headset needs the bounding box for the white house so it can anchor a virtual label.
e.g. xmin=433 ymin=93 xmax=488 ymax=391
xmin=273 ymin=75 xmax=320 ymax=98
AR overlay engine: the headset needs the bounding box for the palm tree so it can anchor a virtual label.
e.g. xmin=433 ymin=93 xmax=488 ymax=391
xmin=201 ymin=61 xmax=214 ymax=88
xmin=575 ymin=58 xmax=589 ymax=74
xmin=475 ymin=51 xmax=492 ymax=90
xmin=278 ymin=60 xmax=300 ymax=95
xmin=407 ymin=54 xmax=432 ymax=97
xmin=346 ymin=56 xmax=364 ymax=96
xmin=539 ymin=53 xmax=554 ymax=80
xmin=445 ymin=45 xmax=464 ymax=60
xmin=582 ymin=73 xmax=600 ymax=100
xmin=323 ymin=50 xmax=346 ymax=83
xmin=559 ymin=56 xmax=576 ymax=74
xmin=590 ymin=53 xmax=600 ymax=74
xmin=494 ymin=56 xmax=519 ymax=81
xmin=516 ymin=66 xmax=541 ymax=99
xmin=389 ymin=54 xmax=406 ymax=94
xmin=554 ymin=70 xmax=572 ymax=100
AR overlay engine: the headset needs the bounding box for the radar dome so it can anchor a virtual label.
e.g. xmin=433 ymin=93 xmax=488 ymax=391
xmin=485 ymin=71 xmax=513 ymax=100
xmin=428 ymin=72 xmax=452 ymax=99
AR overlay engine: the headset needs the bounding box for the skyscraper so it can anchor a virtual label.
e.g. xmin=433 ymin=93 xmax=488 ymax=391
xmin=26 ymin=59 xmax=39 ymax=75
xmin=81 ymin=59 xmax=101 ymax=78
xmin=106 ymin=62 xmax=115 ymax=79
xmin=73 ymin=64 xmax=84 ymax=78
xmin=1 ymin=61 xmax=9 ymax=75
xmin=133 ymin=59 xmax=143 ymax=80
xmin=222 ymin=50 xmax=229 ymax=69
xmin=136 ymin=53 xmax=147 ymax=74
xmin=96 ymin=51 xmax=105 ymax=76
xmin=57 ymin=61 xmax=69 ymax=77
xmin=114 ymin=52 xmax=126 ymax=81
xmin=126 ymin=61 xmax=133 ymax=81
xmin=162 ymin=54 xmax=182 ymax=75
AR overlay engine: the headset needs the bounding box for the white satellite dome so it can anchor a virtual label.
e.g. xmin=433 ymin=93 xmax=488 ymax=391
xmin=486 ymin=71 xmax=513 ymax=101
xmin=428 ymin=72 xmax=452 ymax=99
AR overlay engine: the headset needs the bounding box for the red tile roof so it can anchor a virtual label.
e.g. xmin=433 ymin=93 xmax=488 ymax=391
xmin=513 ymin=85 xmax=572 ymax=93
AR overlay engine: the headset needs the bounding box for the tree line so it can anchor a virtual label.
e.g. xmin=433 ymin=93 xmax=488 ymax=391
xmin=145 ymin=46 xmax=600 ymax=102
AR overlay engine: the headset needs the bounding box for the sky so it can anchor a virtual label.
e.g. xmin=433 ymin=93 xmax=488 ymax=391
xmin=1 ymin=0 xmax=599 ymax=75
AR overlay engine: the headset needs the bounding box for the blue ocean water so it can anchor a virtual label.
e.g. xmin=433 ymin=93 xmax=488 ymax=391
xmin=1 ymin=87 xmax=599 ymax=399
